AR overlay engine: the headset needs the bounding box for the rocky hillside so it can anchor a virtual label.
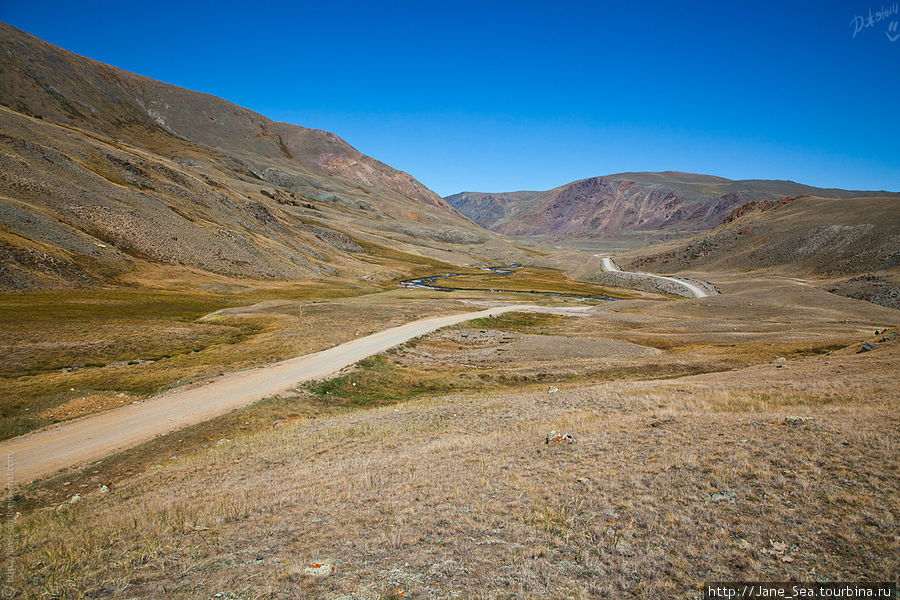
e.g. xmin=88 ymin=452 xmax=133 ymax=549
xmin=443 ymin=191 xmax=542 ymax=230
xmin=447 ymin=172 xmax=895 ymax=239
xmin=0 ymin=22 xmax=510 ymax=290
xmin=620 ymin=195 xmax=900 ymax=276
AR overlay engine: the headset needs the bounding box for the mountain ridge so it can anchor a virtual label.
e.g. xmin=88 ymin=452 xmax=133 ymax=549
xmin=446 ymin=172 xmax=899 ymax=239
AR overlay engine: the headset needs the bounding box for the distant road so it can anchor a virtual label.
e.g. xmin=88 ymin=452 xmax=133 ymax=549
xmin=599 ymin=256 xmax=711 ymax=298
xmin=1 ymin=305 xmax=533 ymax=485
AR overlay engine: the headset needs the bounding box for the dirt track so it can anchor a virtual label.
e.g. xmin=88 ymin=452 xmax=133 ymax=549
xmin=0 ymin=305 xmax=533 ymax=485
xmin=600 ymin=256 xmax=712 ymax=298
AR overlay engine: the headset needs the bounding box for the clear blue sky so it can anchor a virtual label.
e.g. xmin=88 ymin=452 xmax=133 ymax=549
xmin=2 ymin=0 xmax=898 ymax=195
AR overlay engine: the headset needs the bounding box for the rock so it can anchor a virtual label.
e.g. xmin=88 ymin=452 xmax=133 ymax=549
xmin=98 ymin=483 xmax=111 ymax=494
xmin=545 ymin=431 xmax=575 ymax=445
xmin=615 ymin=540 xmax=636 ymax=556
xmin=880 ymin=332 xmax=896 ymax=342
xmin=783 ymin=416 xmax=814 ymax=426
xmin=775 ymin=356 xmax=786 ymax=362
xmin=304 ymin=562 xmax=333 ymax=577
xmin=68 ymin=493 xmax=82 ymax=504
xmin=650 ymin=418 xmax=676 ymax=428
xmin=709 ymin=491 xmax=735 ymax=503
xmin=215 ymin=438 xmax=231 ymax=446
xmin=858 ymin=341 xmax=877 ymax=353
xmin=547 ymin=386 xmax=560 ymax=393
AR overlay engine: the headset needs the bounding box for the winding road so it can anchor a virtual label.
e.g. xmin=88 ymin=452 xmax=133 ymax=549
xmin=0 ymin=305 xmax=534 ymax=485
xmin=599 ymin=257 xmax=711 ymax=298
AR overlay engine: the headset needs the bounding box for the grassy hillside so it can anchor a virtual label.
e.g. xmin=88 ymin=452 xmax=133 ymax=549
xmin=0 ymin=22 xmax=518 ymax=291
xmin=621 ymin=195 xmax=900 ymax=275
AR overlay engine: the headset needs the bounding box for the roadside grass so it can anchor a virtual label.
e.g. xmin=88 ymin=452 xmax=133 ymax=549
xmin=1 ymin=260 xmax=646 ymax=440
xmin=303 ymin=352 xmax=533 ymax=410
xmin=0 ymin=283 xmax=470 ymax=440
xmin=458 ymin=311 xmax=565 ymax=333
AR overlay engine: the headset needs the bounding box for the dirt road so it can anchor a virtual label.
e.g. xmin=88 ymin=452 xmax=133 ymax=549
xmin=1 ymin=305 xmax=532 ymax=485
xmin=599 ymin=256 xmax=711 ymax=298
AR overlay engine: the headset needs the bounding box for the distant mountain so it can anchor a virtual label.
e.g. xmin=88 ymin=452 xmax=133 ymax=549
xmin=446 ymin=172 xmax=897 ymax=239
xmin=0 ymin=22 xmax=508 ymax=290
xmin=443 ymin=191 xmax=543 ymax=230
xmin=620 ymin=195 xmax=900 ymax=276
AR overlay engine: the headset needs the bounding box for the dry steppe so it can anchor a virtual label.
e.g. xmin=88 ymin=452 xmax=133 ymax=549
xmin=7 ymin=274 xmax=898 ymax=599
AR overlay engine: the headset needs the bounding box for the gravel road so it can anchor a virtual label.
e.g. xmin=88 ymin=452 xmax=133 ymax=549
xmin=0 ymin=305 xmax=532 ymax=485
xmin=599 ymin=257 xmax=712 ymax=298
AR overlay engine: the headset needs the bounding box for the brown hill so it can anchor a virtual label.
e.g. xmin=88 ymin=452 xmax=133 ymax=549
xmin=447 ymin=172 xmax=897 ymax=239
xmin=620 ymin=195 xmax=900 ymax=275
xmin=0 ymin=22 xmax=508 ymax=290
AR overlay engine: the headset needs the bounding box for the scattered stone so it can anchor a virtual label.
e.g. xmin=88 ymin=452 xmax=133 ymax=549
xmin=709 ymin=491 xmax=735 ymax=503
xmin=547 ymin=386 xmax=560 ymax=393
xmin=304 ymin=562 xmax=333 ymax=577
xmin=460 ymin=333 xmax=469 ymax=338
xmin=858 ymin=341 xmax=877 ymax=353
xmin=783 ymin=416 xmax=815 ymax=427
xmin=615 ymin=540 xmax=635 ymax=556
xmin=650 ymin=418 xmax=676 ymax=428
xmin=575 ymin=477 xmax=593 ymax=486
xmin=880 ymin=332 xmax=896 ymax=342
xmin=545 ymin=431 xmax=575 ymax=445
xmin=774 ymin=356 xmax=786 ymax=362
xmin=98 ymin=483 xmax=111 ymax=494
xmin=763 ymin=539 xmax=797 ymax=562
xmin=215 ymin=438 xmax=231 ymax=446
xmin=765 ymin=540 xmax=787 ymax=557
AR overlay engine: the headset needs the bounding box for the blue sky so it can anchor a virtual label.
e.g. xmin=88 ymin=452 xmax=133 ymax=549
xmin=2 ymin=0 xmax=898 ymax=195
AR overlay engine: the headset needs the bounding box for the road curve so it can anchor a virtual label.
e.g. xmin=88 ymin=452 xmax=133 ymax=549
xmin=599 ymin=257 xmax=711 ymax=298
xmin=0 ymin=305 xmax=532 ymax=486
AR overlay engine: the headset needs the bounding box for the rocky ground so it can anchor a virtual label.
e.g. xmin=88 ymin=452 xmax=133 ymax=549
xmin=823 ymin=271 xmax=900 ymax=309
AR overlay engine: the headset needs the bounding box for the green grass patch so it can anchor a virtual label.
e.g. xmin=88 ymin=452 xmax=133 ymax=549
xmin=461 ymin=311 xmax=564 ymax=333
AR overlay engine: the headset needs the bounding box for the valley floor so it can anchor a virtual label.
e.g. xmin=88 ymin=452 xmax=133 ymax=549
xmin=4 ymin=272 xmax=899 ymax=599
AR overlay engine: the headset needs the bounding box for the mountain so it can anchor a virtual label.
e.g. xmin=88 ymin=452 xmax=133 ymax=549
xmin=446 ymin=172 xmax=896 ymax=239
xmin=0 ymin=22 xmax=510 ymax=290
xmin=443 ymin=191 xmax=543 ymax=230
xmin=620 ymin=195 xmax=900 ymax=276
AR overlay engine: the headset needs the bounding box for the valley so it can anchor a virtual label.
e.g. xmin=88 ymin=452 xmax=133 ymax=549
xmin=0 ymin=18 xmax=897 ymax=600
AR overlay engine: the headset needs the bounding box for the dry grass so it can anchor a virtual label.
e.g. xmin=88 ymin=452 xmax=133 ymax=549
xmin=7 ymin=341 xmax=898 ymax=599
xmin=4 ymin=276 xmax=898 ymax=598
xmin=0 ymin=285 xmax=474 ymax=440
xmin=430 ymin=266 xmax=650 ymax=300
